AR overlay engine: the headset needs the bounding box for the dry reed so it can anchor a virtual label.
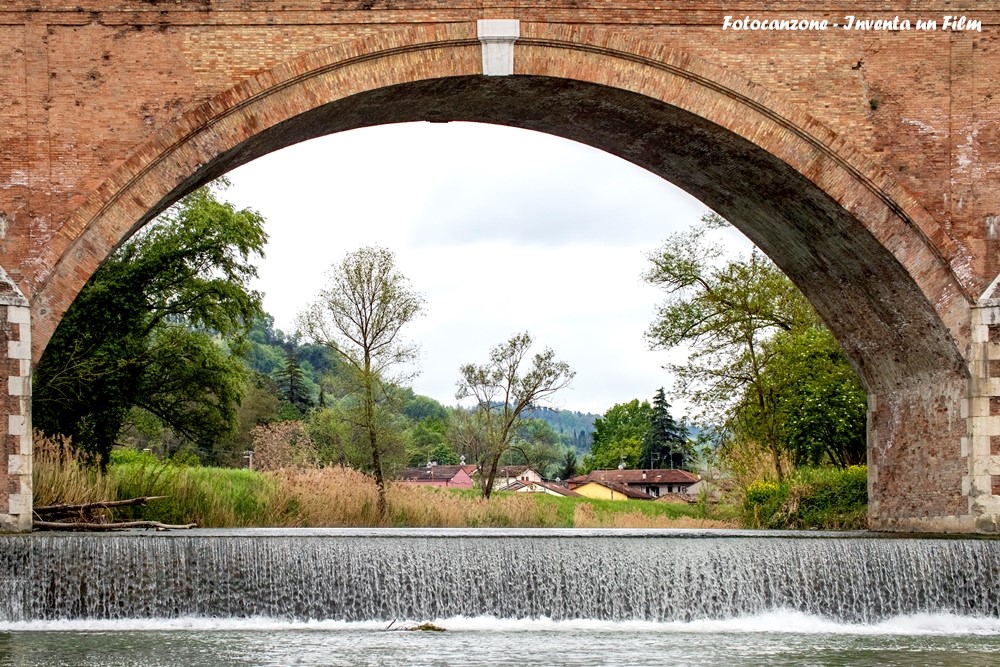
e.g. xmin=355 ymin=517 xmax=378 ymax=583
xmin=277 ymin=467 xmax=562 ymax=528
xmin=32 ymin=432 xmax=116 ymax=509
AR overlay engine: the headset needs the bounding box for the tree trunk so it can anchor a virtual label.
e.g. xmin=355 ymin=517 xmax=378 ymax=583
xmin=481 ymin=454 xmax=501 ymax=500
xmin=364 ymin=354 xmax=387 ymax=519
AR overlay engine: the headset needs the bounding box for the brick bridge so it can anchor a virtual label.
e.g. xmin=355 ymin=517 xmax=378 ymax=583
xmin=0 ymin=2 xmax=997 ymax=532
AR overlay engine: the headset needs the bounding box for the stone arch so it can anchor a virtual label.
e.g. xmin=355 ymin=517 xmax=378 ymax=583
xmin=25 ymin=22 xmax=982 ymax=529
xmin=29 ymin=23 xmax=971 ymax=391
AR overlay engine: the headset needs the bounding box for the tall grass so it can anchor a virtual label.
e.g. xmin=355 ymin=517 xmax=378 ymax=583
xmin=109 ymin=461 xmax=295 ymax=527
xmin=280 ymin=467 xmax=565 ymax=527
xmin=33 ymin=434 xmax=115 ymax=508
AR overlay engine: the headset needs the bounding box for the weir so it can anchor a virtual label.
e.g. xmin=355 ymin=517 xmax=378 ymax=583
xmin=1 ymin=529 xmax=998 ymax=624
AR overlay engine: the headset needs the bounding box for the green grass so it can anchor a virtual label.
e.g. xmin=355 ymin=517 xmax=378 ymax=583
xmin=742 ymin=465 xmax=868 ymax=530
xmin=109 ymin=462 xmax=293 ymax=527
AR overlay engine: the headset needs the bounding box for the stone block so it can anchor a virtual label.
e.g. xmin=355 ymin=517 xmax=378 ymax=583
xmin=7 ymin=453 xmax=28 ymax=475
xmin=5 ymin=306 xmax=28 ymax=325
xmin=7 ymin=340 xmax=29 ymax=361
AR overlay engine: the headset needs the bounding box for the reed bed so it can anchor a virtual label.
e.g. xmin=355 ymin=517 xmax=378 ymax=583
xmin=33 ymin=434 xmax=737 ymax=529
xmin=32 ymin=434 xmax=116 ymax=509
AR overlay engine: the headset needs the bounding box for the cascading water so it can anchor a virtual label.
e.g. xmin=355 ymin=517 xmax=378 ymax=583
xmin=1 ymin=528 xmax=998 ymax=625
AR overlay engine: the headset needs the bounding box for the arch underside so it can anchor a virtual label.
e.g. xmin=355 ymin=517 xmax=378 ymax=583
xmin=146 ymin=74 xmax=967 ymax=396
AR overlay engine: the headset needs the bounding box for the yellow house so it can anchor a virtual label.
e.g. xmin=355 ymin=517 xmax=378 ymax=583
xmin=572 ymin=480 xmax=654 ymax=502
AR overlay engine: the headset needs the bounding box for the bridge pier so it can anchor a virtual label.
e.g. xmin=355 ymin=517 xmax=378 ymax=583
xmin=961 ymin=304 xmax=1000 ymax=532
xmin=866 ymin=304 xmax=1000 ymax=534
xmin=0 ymin=268 xmax=31 ymax=532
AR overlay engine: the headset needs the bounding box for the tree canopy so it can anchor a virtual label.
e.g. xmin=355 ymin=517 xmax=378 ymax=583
xmin=643 ymin=387 xmax=690 ymax=470
xmin=644 ymin=213 xmax=866 ymax=476
xmin=33 ymin=184 xmax=266 ymax=465
xmin=586 ymin=399 xmax=652 ymax=471
xmin=456 ymin=332 xmax=574 ymax=497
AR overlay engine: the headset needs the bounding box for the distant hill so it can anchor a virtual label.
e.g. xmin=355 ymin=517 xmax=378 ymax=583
xmin=522 ymin=406 xmax=598 ymax=453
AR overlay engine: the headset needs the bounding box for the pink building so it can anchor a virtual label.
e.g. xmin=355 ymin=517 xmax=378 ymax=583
xmin=397 ymin=465 xmax=474 ymax=489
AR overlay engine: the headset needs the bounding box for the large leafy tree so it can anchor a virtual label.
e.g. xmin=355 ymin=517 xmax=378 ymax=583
xmin=740 ymin=327 xmax=867 ymax=468
xmin=456 ymin=332 xmax=574 ymax=498
xmin=502 ymin=418 xmax=566 ymax=478
xmin=33 ymin=184 xmax=266 ymax=465
xmin=645 ymin=212 xmax=864 ymax=476
xmin=585 ymin=399 xmax=653 ymax=471
xmin=297 ymin=245 xmax=424 ymax=516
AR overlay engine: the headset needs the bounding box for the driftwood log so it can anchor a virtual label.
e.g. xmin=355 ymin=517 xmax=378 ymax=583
xmin=34 ymin=496 xmax=169 ymax=518
xmin=32 ymin=496 xmax=196 ymax=531
xmin=33 ymin=519 xmax=196 ymax=531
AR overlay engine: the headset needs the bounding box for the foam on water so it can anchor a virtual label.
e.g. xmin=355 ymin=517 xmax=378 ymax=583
xmin=3 ymin=611 xmax=999 ymax=636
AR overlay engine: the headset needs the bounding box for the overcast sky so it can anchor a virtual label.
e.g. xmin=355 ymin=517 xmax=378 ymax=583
xmin=222 ymin=121 xmax=751 ymax=416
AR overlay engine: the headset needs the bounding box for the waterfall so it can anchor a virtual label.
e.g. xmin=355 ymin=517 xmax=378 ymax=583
xmin=1 ymin=529 xmax=998 ymax=623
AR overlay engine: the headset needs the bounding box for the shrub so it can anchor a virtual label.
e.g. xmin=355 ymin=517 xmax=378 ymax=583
xmin=743 ymin=480 xmax=789 ymax=528
xmin=742 ymin=466 xmax=868 ymax=529
xmin=250 ymin=420 xmax=317 ymax=471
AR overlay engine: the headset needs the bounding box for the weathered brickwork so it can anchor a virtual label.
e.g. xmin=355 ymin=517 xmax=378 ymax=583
xmin=0 ymin=1 xmax=998 ymax=531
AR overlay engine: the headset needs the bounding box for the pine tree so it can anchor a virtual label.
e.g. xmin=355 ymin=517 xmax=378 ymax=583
xmin=276 ymin=345 xmax=312 ymax=414
xmin=643 ymin=387 xmax=689 ymax=469
xmin=559 ymin=449 xmax=578 ymax=480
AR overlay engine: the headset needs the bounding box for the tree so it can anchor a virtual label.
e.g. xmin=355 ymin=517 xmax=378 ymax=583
xmin=275 ymin=345 xmax=313 ymax=414
xmin=297 ymin=246 xmax=424 ymax=516
xmin=250 ymin=420 xmax=318 ymax=471
xmin=405 ymin=416 xmax=455 ymax=467
xmin=739 ymin=327 xmax=867 ymax=468
xmin=586 ymin=399 xmax=653 ymax=471
xmin=643 ymin=387 xmax=690 ymax=470
xmin=504 ymin=418 xmax=565 ymax=478
xmin=213 ymin=374 xmax=282 ymax=467
xmin=456 ymin=332 xmax=574 ymax=498
xmin=559 ymin=449 xmax=578 ymax=481
xmin=33 ymin=184 xmax=266 ymax=465
xmin=644 ymin=213 xmax=864 ymax=478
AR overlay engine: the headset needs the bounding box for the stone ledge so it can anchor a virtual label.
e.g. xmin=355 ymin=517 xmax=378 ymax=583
xmin=870 ymin=514 xmax=979 ymax=534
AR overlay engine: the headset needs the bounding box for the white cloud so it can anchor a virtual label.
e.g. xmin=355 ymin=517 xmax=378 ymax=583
xmin=223 ymin=121 xmax=747 ymax=415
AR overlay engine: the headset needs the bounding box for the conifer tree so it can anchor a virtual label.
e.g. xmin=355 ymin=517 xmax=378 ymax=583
xmin=643 ymin=387 xmax=689 ymax=469
xmin=276 ymin=345 xmax=312 ymax=413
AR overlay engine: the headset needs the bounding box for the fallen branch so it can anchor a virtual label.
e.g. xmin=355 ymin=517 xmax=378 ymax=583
xmin=34 ymin=496 xmax=169 ymax=517
xmin=33 ymin=520 xmax=196 ymax=531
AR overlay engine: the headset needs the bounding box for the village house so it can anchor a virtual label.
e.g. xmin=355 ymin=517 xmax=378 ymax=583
xmin=568 ymin=469 xmax=699 ymax=499
xmin=492 ymin=465 xmax=543 ymax=489
xmin=571 ymin=479 xmax=655 ymax=501
xmin=500 ymin=479 xmax=582 ymax=498
xmin=397 ymin=465 xmax=474 ymax=489
xmin=462 ymin=465 xmax=543 ymax=491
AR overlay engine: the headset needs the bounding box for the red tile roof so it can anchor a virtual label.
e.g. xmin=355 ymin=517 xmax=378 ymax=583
xmin=579 ymin=479 xmax=655 ymax=500
xmin=571 ymin=468 xmax=698 ymax=486
xmin=398 ymin=465 xmax=468 ymax=482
